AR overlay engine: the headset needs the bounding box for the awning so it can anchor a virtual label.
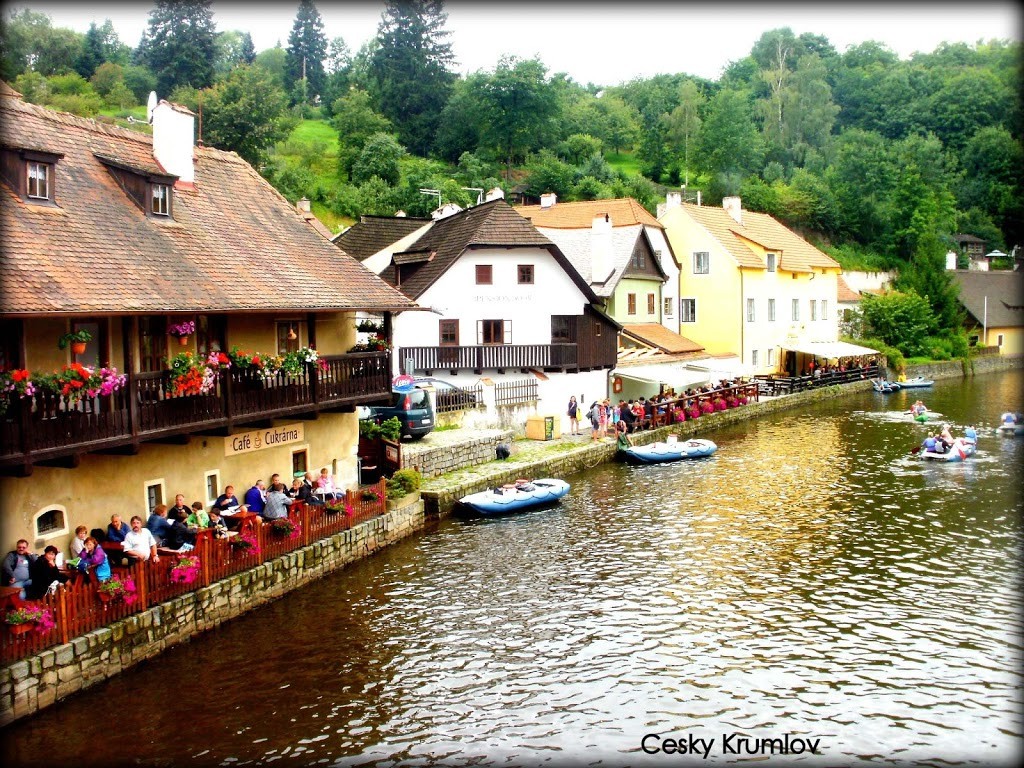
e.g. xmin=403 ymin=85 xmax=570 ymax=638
xmin=686 ymin=356 xmax=755 ymax=379
xmin=613 ymin=362 xmax=711 ymax=390
xmin=782 ymin=340 xmax=879 ymax=359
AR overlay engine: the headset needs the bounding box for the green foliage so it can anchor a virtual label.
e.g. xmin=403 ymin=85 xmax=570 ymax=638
xmin=286 ymin=0 xmax=328 ymax=104
xmin=352 ymin=133 xmax=405 ymax=186
xmin=479 ymin=56 xmax=560 ymax=175
xmin=138 ymin=0 xmax=217 ymax=95
xmin=378 ymin=417 xmax=402 ymax=442
xmin=843 ymin=334 xmax=905 ymax=373
xmin=859 ymin=290 xmax=938 ymax=359
xmin=386 ymin=468 xmax=422 ymax=499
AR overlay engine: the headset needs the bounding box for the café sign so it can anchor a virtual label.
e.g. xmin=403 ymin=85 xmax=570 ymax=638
xmin=225 ymin=423 xmax=304 ymax=456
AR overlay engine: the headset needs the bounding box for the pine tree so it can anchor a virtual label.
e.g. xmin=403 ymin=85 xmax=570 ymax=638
xmin=139 ymin=0 xmax=217 ymax=96
xmin=285 ymin=0 xmax=328 ymax=105
xmin=370 ymin=0 xmax=456 ymax=157
xmin=240 ymin=32 xmax=256 ymax=65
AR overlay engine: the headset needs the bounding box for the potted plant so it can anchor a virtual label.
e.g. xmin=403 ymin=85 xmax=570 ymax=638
xmin=269 ymin=517 xmax=300 ymax=539
xmin=5 ymin=605 xmax=55 ymax=635
xmin=356 ymin=319 xmax=383 ymax=334
xmin=230 ymin=532 xmax=260 ymax=553
xmin=168 ymin=320 xmax=196 ymax=345
xmin=58 ymin=329 xmax=93 ymax=354
xmin=169 ymin=555 xmax=201 ymax=584
xmin=97 ymin=574 xmax=138 ymax=604
xmin=385 ymin=468 xmax=422 ymax=510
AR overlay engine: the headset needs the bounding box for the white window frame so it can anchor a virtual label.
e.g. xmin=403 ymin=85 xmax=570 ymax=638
xmin=693 ymin=252 xmax=709 ymax=274
xmin=767 ymin=348 xmax=775 ymax=367
xmin=204 ymin=470 xmax=221 ymax=508
xmin=151 ymin=183 xmax=170 ymax=216
xmin=768 ymin=298 xmax=776 ymax=322
xmin=792 ymin=299 xmax=800 ymax=322
xmin=810 ymin=299 xmax=818 ymax=321
xmin=766 ymin=253 xmax=776 ymax=272
xmin=680 ymin=298 xmax=697 ymax=323
xmin=476 ymin=319 xmax=512 ymax=344
xmin=746 ymin=298 xmax=755 ymax=322
xmin=751 ymin=349 xmax=759 ymax=367
xmin=27 ymin=161 xmax=50 ymax=200
xmin=34 ymin=504 xmax=69 ymax=541
xmin=663 ymin=298 xmax=674 ymax=318
xmin=821 ymin=300 xmax=828 ymax=321
xmin=143 ymin=478 xmax=166 ymax=515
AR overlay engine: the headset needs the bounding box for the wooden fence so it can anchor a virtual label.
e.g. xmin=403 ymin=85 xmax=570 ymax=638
xmin=0 ymin=480 xmax=388 ymax=664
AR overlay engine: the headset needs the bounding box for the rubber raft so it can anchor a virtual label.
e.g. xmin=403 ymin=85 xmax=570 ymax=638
xmin=458 ymin=478 xmax=570 ymax=515
xmin=620 ymin=438 xmax=718 ymax=464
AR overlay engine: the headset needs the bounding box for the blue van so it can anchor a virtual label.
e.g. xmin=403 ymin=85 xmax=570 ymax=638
xmin=366 ymin=385 xmax=434 ymax=440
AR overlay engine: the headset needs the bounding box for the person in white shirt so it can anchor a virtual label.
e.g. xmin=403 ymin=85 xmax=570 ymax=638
xmin=123 ymin=515 xmax=159 ymax=563
xmin=70 ymin=525 xmax=88 ymax=558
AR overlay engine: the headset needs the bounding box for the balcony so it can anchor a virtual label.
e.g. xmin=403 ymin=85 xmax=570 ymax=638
xmin=400 ymin=342 xmax=615 ymax=375
xmin=0 ymin=352 xmax=390 ymax=473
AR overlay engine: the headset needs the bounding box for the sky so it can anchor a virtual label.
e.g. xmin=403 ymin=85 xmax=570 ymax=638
xmin=18 ymin=0 xmax=1023 ymax=85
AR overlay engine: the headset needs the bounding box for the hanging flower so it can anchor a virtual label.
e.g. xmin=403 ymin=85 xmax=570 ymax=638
xmin=168 ymin=320 xmax=196 ymax=338
xmin=169 ymin=555 xmax=201 ymax=584
xmin=270 ymin=518 xmax=301 ymax=539
xmin=207 ymin=351 xmax=232 ymax=370
xmin=167 ymin=352 xmax=218 ymax=397
xmin=230 ymin=531 xmax=260 ymax=554
xmin=97 ymin=575 xmax=138 ymax=605
xmin=5 ymin=605 xmax=55 ymax=633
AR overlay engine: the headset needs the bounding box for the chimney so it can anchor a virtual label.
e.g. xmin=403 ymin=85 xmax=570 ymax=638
xmin=151 ymin=98 xmax=195 ymax=186
xmin=297 ymin=197 xmax=311 ymax=213
xmin=722 ymin=196 xmax=742 ymax=223
xmin=657 ymin=191 xmax=683 ymax=218
xmin=540 ymin=192 xmax=557 ymax=209
xmin=945 ymin=250 xmax=957 ymax=270
xmin=591 ymin=213 xmax=613 ymax=283
xmin=485 ymin=186 xmax=505 ymax=202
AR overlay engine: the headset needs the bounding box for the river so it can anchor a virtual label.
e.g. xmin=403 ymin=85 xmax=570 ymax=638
xmin=4 ymin=371 xmax=1022 ymax=767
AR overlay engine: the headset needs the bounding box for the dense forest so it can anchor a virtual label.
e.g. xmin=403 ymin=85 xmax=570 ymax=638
xmin=2 ymin=0 xmax=1021 ymax=275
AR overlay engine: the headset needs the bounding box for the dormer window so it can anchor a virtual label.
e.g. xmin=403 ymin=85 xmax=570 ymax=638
xmin=27 ymin=161 xmax=50 ymax=199
xmin=766 ymin=253 xmax=777 ymax=272
xmin=151 ymin=183 xmax=170 ymax=216
xmin=1 ymin=146 xmax=62 ymax=205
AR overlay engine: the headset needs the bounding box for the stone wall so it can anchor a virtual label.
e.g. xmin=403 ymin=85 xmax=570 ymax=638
xmin=401 ymin=429 xmax=514 ymax=478
xmin=903 ymin=354 xmax=1023 ymax=381
xmin=0 ymin=499 xmax=424 ymax=726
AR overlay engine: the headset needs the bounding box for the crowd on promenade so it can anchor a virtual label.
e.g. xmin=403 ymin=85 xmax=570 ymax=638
xmin=567 ymin=379 xmax=754 ymax=441
xmin=3 ymin=467 xmax=347 ymax=597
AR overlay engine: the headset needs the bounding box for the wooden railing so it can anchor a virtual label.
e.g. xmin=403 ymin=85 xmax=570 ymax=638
xmin=0 ymin=352 xmax=391 ymax=467
xmin=400 ymin=344 xmax=581 ymax=374
xmin=753 ymin=364 xmax=880 ymax=396
xmin=0 ymin=481 xmax=389 ymax=664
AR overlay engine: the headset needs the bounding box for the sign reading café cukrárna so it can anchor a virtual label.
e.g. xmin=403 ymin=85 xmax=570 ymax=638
xmin=225 ymin=424 xmax=304 ymax=456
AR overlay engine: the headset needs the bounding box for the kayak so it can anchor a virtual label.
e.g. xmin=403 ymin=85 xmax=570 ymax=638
xmin=620 ymin=438 xmax=718 ymax=464
xmin=458 ymin=478 xmax=570 ymax=515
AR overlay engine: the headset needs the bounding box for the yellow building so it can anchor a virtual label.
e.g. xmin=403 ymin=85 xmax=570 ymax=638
xmin=950 ymin=269 xmax=1024 ymax=355
xmin=659 ymin=194 xmax=845 ymax=376
xmin=0 ymin=86 xmax=418 ymax=552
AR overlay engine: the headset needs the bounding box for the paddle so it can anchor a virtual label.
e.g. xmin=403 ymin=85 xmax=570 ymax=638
xmin=910 ymin=445 xmax=922 ymax=455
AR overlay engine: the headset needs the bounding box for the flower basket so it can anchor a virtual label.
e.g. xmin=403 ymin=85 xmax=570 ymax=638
xmin=168 ymin=320 xmax=196 ymax=340
xmin=230 ymin=533 xmax=259 ymax=554
xmin=167 ymin=352 xmax=218 ymax=397
xmin=5 ymin=605 xmax=56 ymax=634
xmin=58 ymin=329 xmax=92 ymax=351
xmin=270 ymin=518 xmax=301 ymax=539
xmin=97 ymin=575 xmax=137 ymax=605
xmin=34 ymin=364 xmax=127 ymax=405
xmin=169 ymin=555 xmax=201 ymax=584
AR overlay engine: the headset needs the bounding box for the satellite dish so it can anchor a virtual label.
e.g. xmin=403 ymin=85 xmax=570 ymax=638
xmin=146 ymin=91 xmax=157 ymax=124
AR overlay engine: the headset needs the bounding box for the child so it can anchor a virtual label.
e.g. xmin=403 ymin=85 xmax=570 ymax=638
xmin=207 ymin=508 xmax=229 ymax=538
xmin=186 ymin=501 xmax=210 ymax=530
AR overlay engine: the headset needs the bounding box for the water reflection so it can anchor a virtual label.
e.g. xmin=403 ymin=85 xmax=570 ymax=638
xmin=3 ymin=373 xmax=1022 ymax=767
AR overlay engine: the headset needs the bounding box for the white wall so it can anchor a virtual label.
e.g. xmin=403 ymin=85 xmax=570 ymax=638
xmin=646 ymin=226 xmax=680 ymax=334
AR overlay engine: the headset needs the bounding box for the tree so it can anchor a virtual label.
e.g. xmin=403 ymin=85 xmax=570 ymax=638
xmin=479 ymin=56 xmax=559 ymax=177
xmin=331 ymin=88 xmax=393 ymax=180
xmin=779 ymin=53 xmax=839 ymax=168
xmin=351 ymin=132 xmax=405 ymax=186
xmin=89 ymin=61 xmax=125 ymax=97
xmin=215 ymin=31 xmax=254 ymax=79
xmin=240 ymin=32 xmax=256 ymax=65
xmin=201 ymin=64 xmax=294 ymax=167
xmin=138 ymin=0 xmax=217 ymax=96
xmin=369 ymin=0 xmax=456 ymax=156
xmin=285 ymin=0 xmax=328 ymax=105
xmin=860 ymin=290 xmax=937 ymax=358
xmin=253 ymin=46 xmax=288 ymax=92
xmin=0 ymin=9 xmax=83 ymax=79
xmin=959 ymin=125 xmax=1023 ymax=248
xmin=663 ymin=80 xmax=704 ymax=184
xmin=75 ymin=19 xmax=129 ymax=79
xmin=699 ymin=88 xmax=764 ymax=196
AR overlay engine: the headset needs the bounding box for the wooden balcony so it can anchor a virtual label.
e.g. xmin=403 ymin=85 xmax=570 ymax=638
xmin=0 ymin=352 xmax=390 ymax=473
xmin=400 ymin=342 xmax=616 ymax=375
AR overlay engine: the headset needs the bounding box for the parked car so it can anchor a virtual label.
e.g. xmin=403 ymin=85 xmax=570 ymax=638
xmin=365 ymin=385 xmax=435 ymax=440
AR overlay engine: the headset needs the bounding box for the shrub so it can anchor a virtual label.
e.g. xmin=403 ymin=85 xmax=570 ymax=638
xmin=378 ymin=417 xmax=401 ymax=442
xmin=386 ymin=468 xmax=422 ymax=500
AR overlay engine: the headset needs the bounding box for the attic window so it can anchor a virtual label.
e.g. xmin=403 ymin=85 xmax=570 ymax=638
xmin=1 ymin=147 xmax=63 ymax=205
xmin=95 ymin=154 xmax=176 ymax=220
xmin=766 ymin=253 xmax=777 ymax=272
xmin=151 ymin=183 xmax=170 ymax=216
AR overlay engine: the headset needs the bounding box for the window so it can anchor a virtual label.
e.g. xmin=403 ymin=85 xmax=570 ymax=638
xmin=821 ymin=300 xmax=828 ymax=321
xmin=810 ymin=300 xmax=818 ymax=321
xmin=663 ymin=298 xmax=674 ymax=317
xmin=517 ymin=264 xmax=534 ymax=284
xmin=292 ymin=451 xmax=308 ymax=479
xmin=35 ymin=507 xmax=67 ymax=538
xmin=647 ymin=294 xmax=656 ymax=314
xmin=27 ymin=161 xmax=49 ymax=200
xmin=71 ymin=320 xmax=101 ymax=367
xmin=766 ymin=253 xmax=776 ymax=272
xmin=631 ymin=251 xmax=645 ymax=269
xmin=477 ymin=319 xmax=509 ymax=344
xmin=751 ymin=349 xmax=759 ymax=367
xmin=197 ymin=314 xmax=226 ymax=357
xmin=439 ymin=319 xmax=459 ymax=345
xmin=997 ymin=333 xmax=1004 ymax=347
xmin=205 ymin=471 xmax=221 ymax=507
xmin=680 ymin=298 xmax=696 ymax=323
xmin=693 ymin=252 xmax=709 ymax=274
xmin=627 ymin=293 xmax=637 ymax=315
xmin=551 ymin=316 xmax=573 ymax=344
xmin=145 ymin=480 xmax=165 ymax=514
xmin=475 ymin=265 xmax=492 ymax=284
xmin=767 ymin=348 xmax=775 ymax=367
xmin=151 ymin=182 xmax=170 ymax=216
xmin=792 ymin=299 xmax=800 ymax=321
xmin=746 ymin=298 xmax=755 ymax=322
xmin=277 ymin=321 xmax=301 ymax=355
xmin=768 ymin=298 xmax=776 ymax=322
xmin=139 ymin=316 xmax=167 ymax=373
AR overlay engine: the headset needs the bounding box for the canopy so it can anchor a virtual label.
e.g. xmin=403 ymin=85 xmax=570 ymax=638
xmin=613 ymin=362 xmax=711 ymax=390
xmin=782 ymin=340 xmax=879 ymax=359
xmin=686 ymin=356 xmax=755 ymax=379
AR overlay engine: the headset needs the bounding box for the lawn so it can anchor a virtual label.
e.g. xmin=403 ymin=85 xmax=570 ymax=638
xmin=606 ymin=151 xmax=641 ymax=177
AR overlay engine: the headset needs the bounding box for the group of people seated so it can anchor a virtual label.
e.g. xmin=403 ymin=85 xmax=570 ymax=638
xmin=920 ymin=423 xmax=977 ymax=454
xmin=209 ymin=467 xmax=343 ymax=522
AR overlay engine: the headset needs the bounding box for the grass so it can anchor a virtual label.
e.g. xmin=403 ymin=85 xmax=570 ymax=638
xmin=606 ymin=151 xmax=641 ymax=177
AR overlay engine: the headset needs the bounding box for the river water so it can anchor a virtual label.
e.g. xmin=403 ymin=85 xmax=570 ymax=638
xmin=5 ymin=372 xmax=1023 ymax=767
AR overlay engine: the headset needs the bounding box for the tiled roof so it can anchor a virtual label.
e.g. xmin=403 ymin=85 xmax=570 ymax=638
xmin=0 ymin=94 xmax=418 ymax=315
xmin=837 ymin=275 xmax=861 ymax=302
xmin=677 ymin=203 xmax=840 ymax=273
xmin=375 ymin=199 xmax=596 ymax=302
xmin=620 ymin=323 xmax=704 ymax=354
xmin=333 ymin=215 xmax=430 ymax=262
xmin=517 ymin=198 xmax=662 ymax=229
xmin=534 ymin=224 xmax=662 ymax=296
xmin=950 ymin=269 xmax=1024 ymax=328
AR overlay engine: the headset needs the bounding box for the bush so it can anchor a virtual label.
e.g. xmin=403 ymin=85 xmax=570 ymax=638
xmin=378 ymin=417 xmax=401 ymax=442
xmin=386 ymin=468 xmax=422 ymax=500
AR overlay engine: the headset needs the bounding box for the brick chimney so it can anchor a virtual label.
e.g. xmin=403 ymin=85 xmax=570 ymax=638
xmin=151 ymin=98 xmax=195 ymax=186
